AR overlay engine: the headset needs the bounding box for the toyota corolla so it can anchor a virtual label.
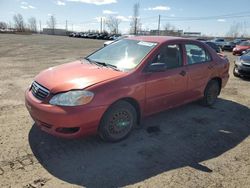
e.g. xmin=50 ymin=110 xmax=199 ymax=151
xmin=25 ymin=36 xmax=229 ymax=142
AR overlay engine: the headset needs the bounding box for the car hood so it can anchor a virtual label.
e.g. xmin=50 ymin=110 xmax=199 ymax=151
xmin=35 ymin=60 xmax=125 ymax=93
xmin=235 ymin=45 xmax=250 ymax=50
xmin=240 ymin=54 xmax=250 ymax=62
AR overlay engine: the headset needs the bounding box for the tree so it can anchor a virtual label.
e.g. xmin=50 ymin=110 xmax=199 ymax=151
xmin=227 ymin=22 xmax=241 ymax=38
xmin=164 ymin=23 xmax=175 ymax=31
xmin=47 ymin=15 xmax=56 ymax=34
xmin=130 ymin=2 xmax=141 ymax=35
xmin=163 ymin=23 xmax=177 ymax=35
xmin=106 ymin=16 xmax=121 ymax=34
xmin=28 ymin=17 xmax=37 ymax=33
xmin=13 ymin=13 xmax=25 ymax=31
xmin=227 ymin=21 xmax=249 ymax=38
xmin=0 ymin=22 xmax=7 ymax=29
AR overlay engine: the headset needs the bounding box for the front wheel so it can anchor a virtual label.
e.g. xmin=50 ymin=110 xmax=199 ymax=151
xmin=99 ymin=101 xmax=137 ymax=142
xmin=202 ymin=80 xmax=220 ymax=106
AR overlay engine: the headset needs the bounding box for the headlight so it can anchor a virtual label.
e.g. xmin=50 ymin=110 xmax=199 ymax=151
xmin=235 ymin=58 xmax=242 ymax=66
xmin=49 ymin=90 xmax=94 ymax=106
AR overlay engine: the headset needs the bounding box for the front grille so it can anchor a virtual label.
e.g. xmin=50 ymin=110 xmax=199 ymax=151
xmin=31 ymin=81 xmax=50 ymax=100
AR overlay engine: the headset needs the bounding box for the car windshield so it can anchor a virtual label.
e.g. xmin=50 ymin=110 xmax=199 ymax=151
xmin=86 ymin=39 xmax=158 ymax=71
xmin=239 ymin=41 xmax=250 ymax=46
xmin=244 ymin=51 xmax=250 ymax=56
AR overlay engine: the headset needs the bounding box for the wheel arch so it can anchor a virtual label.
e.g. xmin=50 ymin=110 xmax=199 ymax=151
xmin=99 ymin=97 xmax=141 ymax=127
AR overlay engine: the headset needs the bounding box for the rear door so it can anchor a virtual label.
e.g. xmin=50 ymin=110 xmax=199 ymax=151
xmin=144 ymin=43 xmax=188 ymax=115
xmin=184 ymin=43 xmax=214 ymax=100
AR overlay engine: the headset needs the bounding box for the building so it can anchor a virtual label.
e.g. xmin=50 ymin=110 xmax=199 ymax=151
xmin=43 ymin=28 xmax=67 ymax=36
xmin=150 ymin=29 xmax=183 ymax=36
xmin=183 ymin=32 xmax=201 ymax=37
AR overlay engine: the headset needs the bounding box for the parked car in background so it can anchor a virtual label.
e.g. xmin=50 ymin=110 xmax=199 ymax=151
xmin=233 ymin=38 xmax=247 ymax=45
xmin=233 ymin=49 xmax=250 ymax=77
xmin=69 ymin=32 xmax=77 ymax=37
xmin=211 ymin=38 xmax=226 ymax=48
xmin=203 ymin=41 xmax=221 ymax=53
xmin=221 ymin=41 xmax=236 ymax=52
xmin=196 ymin=38 xmax=207 ymax=42
xmin=96 ymin=33 xmax=109 ymax=40
xmin=25 ymin=36 xmax=229 ymax=142
xmin=109 ymin=34 xmax=122 ymax=40
xmin=233 ymin=40 xmax=250 ymax=55
xmin=103 ymin=35 xmax=133 ymax=46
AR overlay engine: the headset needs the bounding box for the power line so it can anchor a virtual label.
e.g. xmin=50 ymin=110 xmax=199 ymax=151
xmin=161 ymin=15 xmax=250 ymax=22
xmin=160 ymin=11 xmax=250 ymax=21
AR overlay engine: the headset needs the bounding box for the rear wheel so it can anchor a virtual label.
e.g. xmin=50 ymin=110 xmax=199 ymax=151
xmin=99 ymin=101 xmax=137 ymax=142
xmin=202 ymin=80 xmax=220 ymax=106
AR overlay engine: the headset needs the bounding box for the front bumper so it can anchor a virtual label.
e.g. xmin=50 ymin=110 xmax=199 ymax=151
xmin=25 ymin=90 xmax=108 ymax=138
xmin=235 ymin=63 xmax=250 ymax=77
xmin=233 ymin=50 xmax=243 ymax=55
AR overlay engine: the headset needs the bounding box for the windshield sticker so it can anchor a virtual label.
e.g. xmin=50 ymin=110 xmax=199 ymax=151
xmin=138 ymin=41 xmax=157 ymax=47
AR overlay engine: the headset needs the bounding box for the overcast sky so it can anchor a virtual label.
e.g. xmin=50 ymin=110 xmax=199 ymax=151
xmin=0 ymin=0 xmax=250 ymax=36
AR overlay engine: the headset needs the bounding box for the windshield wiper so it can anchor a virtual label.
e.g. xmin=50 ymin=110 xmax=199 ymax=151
xmin=83 ymin=57 xmax=120 ymax=71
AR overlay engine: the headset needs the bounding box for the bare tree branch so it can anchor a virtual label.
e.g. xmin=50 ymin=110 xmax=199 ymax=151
xmin=47 ymin=15 xmax=56 ymax=34
xmin=28 ymin=17 xmax=37 ymax=33
xmin=105 ymin=16 xmax=121 ymax=34
xmin=130 ymin=3 xmax=141 ymax=35
xmin=0 ymin=22 xmax=7 ymax=29
xmin=13 ymin=14 xmax=25 ymax=31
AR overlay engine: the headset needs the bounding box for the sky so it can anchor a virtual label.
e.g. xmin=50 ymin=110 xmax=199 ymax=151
xmin=0 ymin=0 xmax=250 ymax=36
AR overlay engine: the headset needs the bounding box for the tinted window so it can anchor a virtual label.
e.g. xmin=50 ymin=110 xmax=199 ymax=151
xmin=152 ymin=44 xmax=182 ymax=69
xmin=244 ymin=50 xmax=250 ymax=56
xmin=239 ymin=41 xmax=250 ymax=46
xmin=185 ymin=44 xmax=211 ymax=65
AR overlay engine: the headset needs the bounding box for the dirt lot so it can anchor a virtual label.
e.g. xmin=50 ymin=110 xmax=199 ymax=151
xmin=0 ymin=34 xmax=249 ymax=188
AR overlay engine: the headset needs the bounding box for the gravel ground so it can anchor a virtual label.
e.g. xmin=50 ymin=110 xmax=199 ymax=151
xmin=0 ymin=34 xmax=249 ymax=188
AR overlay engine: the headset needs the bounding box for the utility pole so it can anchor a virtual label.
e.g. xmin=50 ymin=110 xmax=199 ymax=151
xmin=158 ymin=14 xmax=161 ymax=36
xmin=100 ymin=17 xmax=103 ymax=33
xmin=72 ymin=24 xmax=73 ymax=32
xmin=134 ymin=17 xmax=137 ymax=35
xmin=65 ymin=20 xmax=68 ymax=31
xmin=39 ymin=20 xmax=41 ymax=34
xmin=103 ymin=19 xmax=106 ymax=32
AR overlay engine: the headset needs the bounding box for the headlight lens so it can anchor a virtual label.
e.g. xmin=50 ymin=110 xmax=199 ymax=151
xmin=235 ymin=58 xmax=243 ymax=65
xmin=49 ymin=90 xmax=94 ymax=106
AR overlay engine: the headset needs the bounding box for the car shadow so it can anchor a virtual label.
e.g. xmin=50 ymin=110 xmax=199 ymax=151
xmin=29 ymin=98 xmax=250 ymax=188
xmin=241 ymin=77 xmax=250 ymax=81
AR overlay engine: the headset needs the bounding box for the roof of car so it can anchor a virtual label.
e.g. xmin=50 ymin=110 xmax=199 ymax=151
xmin=128 ymin=36 xmax=191 ymax=43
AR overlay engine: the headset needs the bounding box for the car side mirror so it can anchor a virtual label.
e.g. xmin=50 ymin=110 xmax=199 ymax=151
xmin=147 ymin=62 xmax=167 ymax=72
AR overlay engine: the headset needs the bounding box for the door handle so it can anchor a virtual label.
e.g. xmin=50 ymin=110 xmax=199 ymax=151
xmin=179 ymin=70 xmax=186 ymax=76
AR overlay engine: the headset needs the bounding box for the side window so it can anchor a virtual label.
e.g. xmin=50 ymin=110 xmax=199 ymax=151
xmin=185 ymin=44 xmax=211 ymax=65
xmin=153 ymin=44 xmax=182 ymax=69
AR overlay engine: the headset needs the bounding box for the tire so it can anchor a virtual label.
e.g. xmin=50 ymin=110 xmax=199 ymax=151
xmin=202 ymin=80 xmax=220 ymax=106
xmin=233 ymin=67 xmax=240 ymax=77
xmin=99 ymin=100 xmax=137 ymax=142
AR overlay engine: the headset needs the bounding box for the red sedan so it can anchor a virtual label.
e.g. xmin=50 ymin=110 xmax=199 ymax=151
xmin=233 ymin=40 xmax=250 ymax=55
xmin=25 ymin=36 xmax=229 ymax=142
